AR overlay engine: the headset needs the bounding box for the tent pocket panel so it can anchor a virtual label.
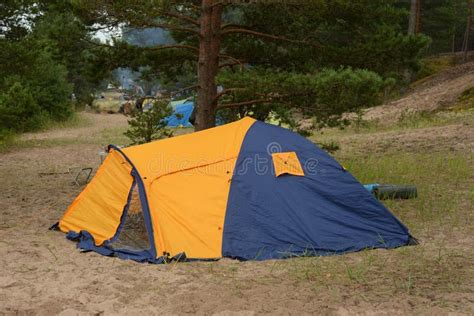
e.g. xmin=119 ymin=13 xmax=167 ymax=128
xmin=271 ymin=152 xmax=305 ymax=177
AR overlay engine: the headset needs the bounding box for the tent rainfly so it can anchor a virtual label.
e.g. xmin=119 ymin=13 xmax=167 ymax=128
xmin=53 ymin=117 xmax=416 ymax=263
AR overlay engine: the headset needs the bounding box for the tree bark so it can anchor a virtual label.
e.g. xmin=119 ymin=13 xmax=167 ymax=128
xmin=452 ymin=33 xmax=456 ymax=53
xmin=464 ymin=0 xmax=472 ymax=62
xmin=406 ymin=0 xmax=420 ymax=85
xmin=195 ymin=0 xmax=223 ymax=131
xmin=415 ymin=0 xmax=421 ymax=34
xmin=408 ymin=0 xmax=421 ymax=35
xmin=408 ymin=0 xmax=417 ymax=34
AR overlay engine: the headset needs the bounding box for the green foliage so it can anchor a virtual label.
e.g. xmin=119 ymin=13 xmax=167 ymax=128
xmin=416 ymin=56 xmax=454 ymax=81
xmin=0 ymin=0 xmax=109 ymax=136
xmin=33 ymin=10 xmax=97 ymax=106
xmin=217 ymin=67 xmax=387 ymax=129
xmin=0 ymin=1 xmax=37 ymax=40
xmin=232 ymin=0 xmax=430 ymax=77
xmin=1 ymin=0 xmax=439 ymax=134
xmin=124 ymin=99 xmax=173 ymax=145
xmin=417 ymin=0 xmax=469 ymax=54
xmin=311 ymin=68 xmax=387 ymax=126
xmin=27 ymin=52 xmax=73 ymax=121
xmin=0 ymin=37 xmax=73 ymax=134
xmin=69 ymin=0 xmax=430 ymax=131
xmin=0 ymin=82 xmax=41 ymax=132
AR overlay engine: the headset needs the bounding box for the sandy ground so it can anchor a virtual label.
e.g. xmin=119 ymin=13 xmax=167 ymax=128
xmin=21 ymin=113 xmax=129 ymax=142
xmin=365 ymin=60 xmax=474 ymax=123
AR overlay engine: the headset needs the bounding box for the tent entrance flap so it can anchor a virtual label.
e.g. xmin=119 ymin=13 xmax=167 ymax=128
xmin=107 ymin=182 xmax=150 ymax=252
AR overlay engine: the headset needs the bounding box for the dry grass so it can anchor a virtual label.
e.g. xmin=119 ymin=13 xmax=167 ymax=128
xmin=91 ymin=91 xmax=123 ymax=113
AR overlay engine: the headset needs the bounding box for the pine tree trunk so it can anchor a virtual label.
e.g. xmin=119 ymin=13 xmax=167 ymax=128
xmin=195 ymin=1 xmax=223 ymax=131
xmin=464 ymin=0 xmax=472 ymax=62
xmin=415 ymin=0 xmax=421 ymax=34
xmin=406 ymin=0 xmax=420 ymax=85
xmin=452 ymin=33 xmax=456 ymax=53
xmin=408 ymin=0 xmax=417 ymax=34
xmin=408 ymin=0 xmax=421 ymax=35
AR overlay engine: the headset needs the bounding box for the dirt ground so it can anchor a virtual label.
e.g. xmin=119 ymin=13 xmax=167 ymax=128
xmin=365 ymin=60 xmax=474 ymax=123
xmin=0 ymin=109 xmax=473 ymax=315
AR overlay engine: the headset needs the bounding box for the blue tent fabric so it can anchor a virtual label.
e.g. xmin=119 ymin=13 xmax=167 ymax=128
xmin=222 ymin=121 xmax=411 ymax=260
xmin=166 ymin=101 xmax=194 ymax=127
xmin=165 ymin=98 xmax=226 ymax=127
xmin=66 ymin=230 xmax=161 ymax=263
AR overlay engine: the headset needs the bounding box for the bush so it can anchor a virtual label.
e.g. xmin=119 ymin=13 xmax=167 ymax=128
xmin=28 ymin=50 xmax=73 ymax=121
xmin=0 ymin=39 xmax=73 ymax=133
xmin=124 ymin=99 xmax=174 ymax=144
xmin=311 ymin=68 xmax=387 ymax=127
xmin=0 ymin=82 xmax=42 ymax=132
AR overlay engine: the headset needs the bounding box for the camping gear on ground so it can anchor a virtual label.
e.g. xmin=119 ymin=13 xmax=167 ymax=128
xmin=363 ymin=183 xmax=380 ymax=193
xmin=52 ymin=117 xmax=416 ymax=263
xmin=364 ymin=183 xmax=418 ymax=200
xmin=374 ymin=185 xmax=418 ymax=200
xmin=68 ymin=167 xmax=93 ymax=186
xmin=39 ymin=167 xmax=93 ymax=186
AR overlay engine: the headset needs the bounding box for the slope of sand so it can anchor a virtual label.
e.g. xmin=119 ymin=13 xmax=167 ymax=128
xmin=365 ymin=60 xmax=474 ymax=123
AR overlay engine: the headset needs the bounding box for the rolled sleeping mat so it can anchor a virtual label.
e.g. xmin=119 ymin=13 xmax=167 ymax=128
xmin=373 ymin=185 xmax=418 ymax=200
xmin=363 ymin=183 xmax=379 ymax=194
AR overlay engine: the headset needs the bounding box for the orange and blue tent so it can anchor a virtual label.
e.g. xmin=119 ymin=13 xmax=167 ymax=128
xmin=53 ymin=117 xmax=415 ymax=263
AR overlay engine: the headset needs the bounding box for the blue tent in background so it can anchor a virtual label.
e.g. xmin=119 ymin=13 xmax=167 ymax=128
xmin=165 ymin=98 xmax=224 ymax=127
xmin=166 ymin=99 xmax=194 ymax=127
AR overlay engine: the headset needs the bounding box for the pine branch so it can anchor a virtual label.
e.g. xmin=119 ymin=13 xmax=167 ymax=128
xmin=147 ymin=45 xmax=200 ymax=53
xmin=164 ymin=11 xmax=200 ymax=27
xmin=222 ymin=28 xmax=321 ymax=47
xmin=214 ymin=88 xmax=247 ymax=101
xmin=83 ymin=39 xmax=199 ymax=55
xmin=218 ymin=54 xmax=244 ymax=70
xmin=220 ymin=23 xmax=242 ymax=30
xmin=217 ymin=98 xmax=273 ymax=109
xmin=171 ymin=84 xmax=200 ymax=96
xmin=217 ymin=92 xmax=318 ymax=109
xmin=219 ymin=61 xmax=245 ymax=69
